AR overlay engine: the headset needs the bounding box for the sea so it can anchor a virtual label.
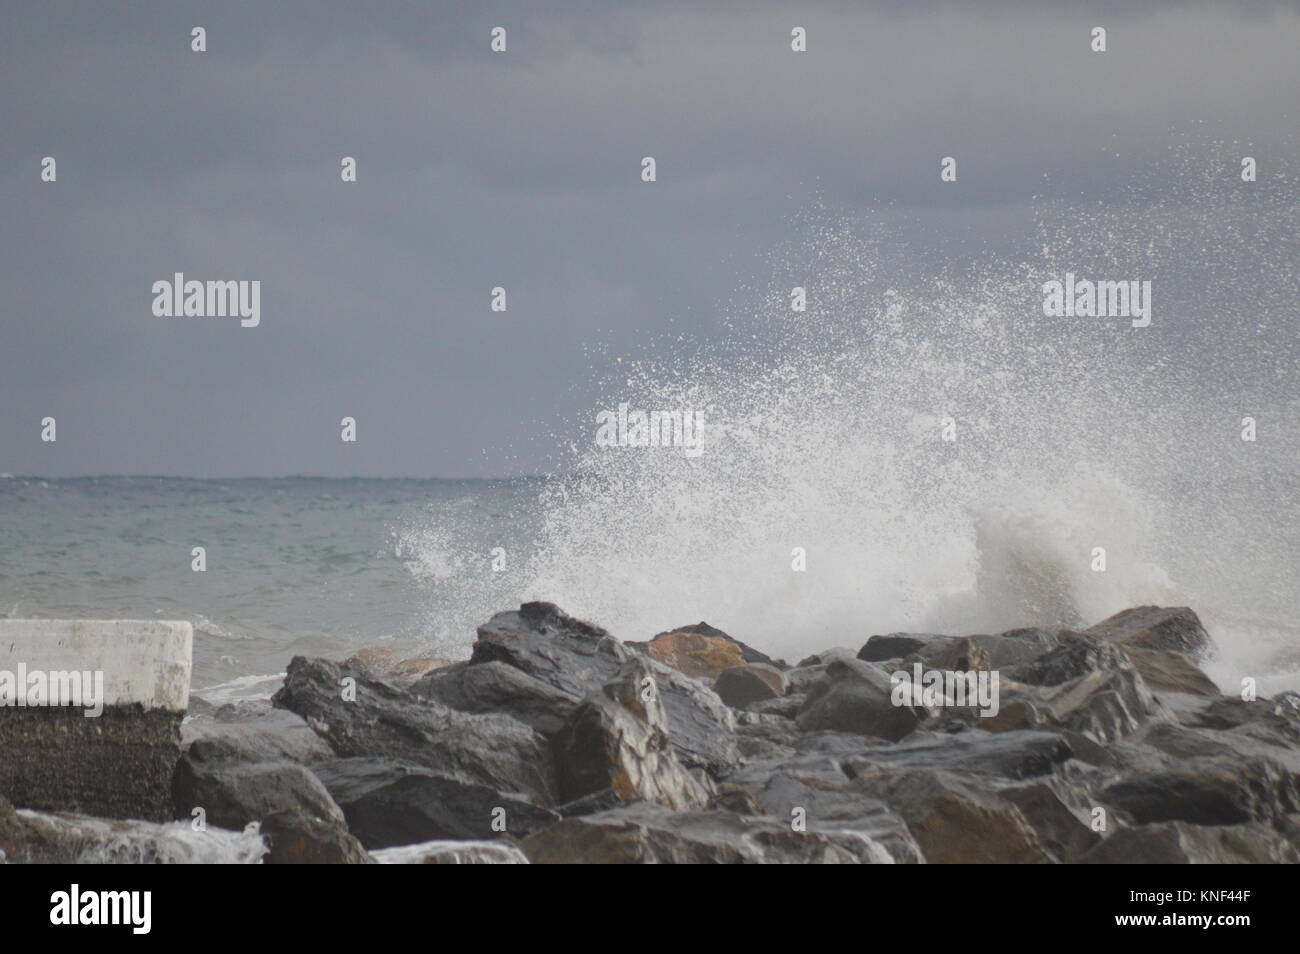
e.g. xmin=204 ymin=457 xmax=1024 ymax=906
xmin=3 ymin=185 xmax=1297 ymax=703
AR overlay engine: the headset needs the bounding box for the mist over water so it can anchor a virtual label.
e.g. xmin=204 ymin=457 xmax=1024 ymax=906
xmin=486 ymin=163 xmax=1299 ymax=694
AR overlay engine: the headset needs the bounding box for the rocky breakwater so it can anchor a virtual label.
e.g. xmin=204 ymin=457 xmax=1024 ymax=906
xmin=6 ymin=603 xmax=1297 ymax=864
xmin=267 ymin=601 xmax=1298 ymax=863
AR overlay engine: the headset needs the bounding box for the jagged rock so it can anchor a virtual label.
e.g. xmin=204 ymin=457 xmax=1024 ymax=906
xmin=471 ymin=602 xmax=628 ymax=698
xmin=373 ymin=840 xmax=529 ymax=864
xmin=180 ymin=708 xmax=333 ymax=766
xmin=272 ymin=656 xmax=556 ymax=805
xmin=993 ymin=634 xmax=1159 ymax=744
xmin=795 ymin=658 xmax=929 ymax=741
xmin=1099 ymin=755 xmax=1300 ymax=827
xmin=1009 ymin=632 xmax=1130 ymax=686
xmin=1122 ymin=721 xmax=1300 ymax=777
xmin=714 ymin=663 xmax=788 ymax=709
xmin=977 ymin=697 xmax=1041 ymax=733
xmin=345 ymin=647 xmax=456 ymax=682
xmin=1085 ymin=605 xmax=1213 ymax=659
xmin=556 ymin=787 xmax=625 ymax=818
xmin=311 ymin=757 xmax=559 ymax=848
xmin=637 ymin=621 xmax=786 ymax=669
xmin=1276 ymin=691 xmax=1300 ymax=715
xmin=900 ymin=637 xmax=992 ymax=674
xmin=1176 ymin=695 xmax=1300 ymax=751
xmin=857 ymin=636 xmax=995 ymax=702
xmin=172 ymin=759 xmax=346 ymax=834
xmin=644 ymin=631 xmax=746 ymax=680
xmin=553 ymin=658 xmax=715 ymax=810
xmin=785 ymin=664 xmax=834 ymax=695
xmin=850 ymin=768 xmax=1054 ymax=864
xmin=794 ymin=647 xmax=859 ymax=668
xmin=734 ymin=717 xmax=803 ymax=763
xmin=996 ymin=778 xmax=1102 ymax=862
xmin=1120 ymin=646 xmax=1219 ymax=696
xmin=414 ymin=660 xmax=577 ymax=738
xmin=520 ymin=803 xmax=878 ymax=863
xmin=1080 ymin=821 xmax=1300 ymax=864
xmin=856 ymin=633 xmax=954 ymax=663
xmin=743 ymin=695 xmax=802 ymax=719
xmin=1036 ymin=666 xmax=1158 ymax=744
xmin=260 ymin=809 xmax=374 ymax=864
xmin=470 ymin=603 xmax=738 ymax=775
xmin=723 ymin=753 xmax=923 ymax=863
xmin=968 ymin=628 xmax=1064 ymax=668
xmin=840 ymin=729 xmax=1074 ymax=781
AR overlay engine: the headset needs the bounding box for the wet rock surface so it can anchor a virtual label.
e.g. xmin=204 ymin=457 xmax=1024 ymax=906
xmin=272 ymin=655 xmax=557 ymax=805
xmin=312 ymin=757 xmax=559 ymax=848
xmin=5 ymin=601 xmax=1295 ymax=865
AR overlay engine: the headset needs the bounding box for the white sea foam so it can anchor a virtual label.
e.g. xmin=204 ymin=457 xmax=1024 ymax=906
xmin=191 ymin=672 xmax=287 ymax=705
xmin=16 ymin=810 xmax=267 ymax=864
xmin=401 ymin=162 xmax=1298 ymax=692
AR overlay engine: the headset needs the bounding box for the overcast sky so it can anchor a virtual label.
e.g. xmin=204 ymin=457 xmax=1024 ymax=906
xmin=2 ymin=0 xmax=1297 ymax=477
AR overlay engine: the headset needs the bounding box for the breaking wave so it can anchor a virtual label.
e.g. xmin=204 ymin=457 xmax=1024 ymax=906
xmin=409 ymin=146 xmax=1300 ymax=693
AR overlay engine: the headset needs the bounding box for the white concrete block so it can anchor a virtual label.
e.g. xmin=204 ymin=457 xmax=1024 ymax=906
xmin=0 ymin=620 xmax=192 ymax=712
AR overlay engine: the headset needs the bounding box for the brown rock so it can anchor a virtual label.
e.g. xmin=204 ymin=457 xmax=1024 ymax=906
xmin=1120 ymin=646 xmax=1219 ymax=696
xmin=851 ymin=768 xmax=1054 ymax=864
xmin=1085 ymin=606 xmax=1213 ymax=659
xmin=647 ymin=631 xmax=746 ymax=680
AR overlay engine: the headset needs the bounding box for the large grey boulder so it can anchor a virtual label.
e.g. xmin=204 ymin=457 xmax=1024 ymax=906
xmin=172 ymin=759 xmax=342 ymax=831
xmin=553 ymin=658 xmax=714 ymax=811
xmin=1099 ymin=755 xmax=1300 ymax=827
xmin=840 ymin=729 xmax=1075 ymax=781
xmin=849 ymin=768 xmax=1055 ymax=864
xmin=180 ymin=708 xmax=334 ymax=766
xmin=1009 ymin=632 xmax=1131 ymax=687
xmin=1085 ymin=605 xmax=1213 ymax=659
xmin=723 ymin=753 xmax=923 ymax=863
xmin=714 ymin=663 xmax=788 ymax=709
xmin=471 ymin=603 xmax=738 ymax=775
xmin=272 ymin=655 xmax=556 ymax=805
xmin=968 ymin=627 xmax=1066 ymax=668
xmin=414 ymin=660 xmax=577 ymax=738
xmin=1119 ymin=646 xmax=1219 ymax=696
xmin=795 ymin=658 xmax=930 ymax=741
xmin=311 ymin=757 xmax=559 ymax=848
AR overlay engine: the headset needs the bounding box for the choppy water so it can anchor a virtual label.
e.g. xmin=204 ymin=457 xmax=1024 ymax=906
xmin=0 ymin=476 xmax=543 ymax=699
xmin=2 ymin=167 xmax=1297 ymax=699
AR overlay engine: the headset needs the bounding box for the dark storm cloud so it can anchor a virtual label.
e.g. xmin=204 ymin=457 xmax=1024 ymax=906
xmin=1 ymin=0 xmax=1296 ymax=476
